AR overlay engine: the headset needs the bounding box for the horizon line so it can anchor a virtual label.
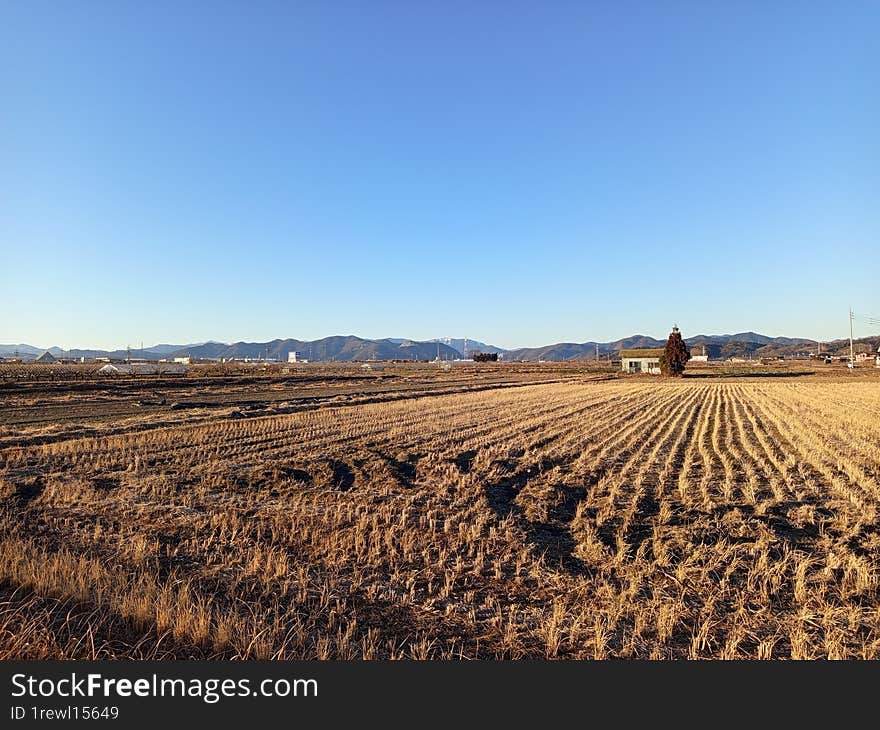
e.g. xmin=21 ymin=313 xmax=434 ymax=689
xmin=4 ymin=328 xmax=875 ymax=354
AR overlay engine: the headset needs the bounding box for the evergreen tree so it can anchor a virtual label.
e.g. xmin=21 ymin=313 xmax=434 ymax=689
xmin=660 ymin=325 xmax=690 ymax=377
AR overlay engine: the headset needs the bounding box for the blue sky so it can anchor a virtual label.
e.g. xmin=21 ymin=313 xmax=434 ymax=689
xmin=1 ymin=2 xmax=877 ymax=350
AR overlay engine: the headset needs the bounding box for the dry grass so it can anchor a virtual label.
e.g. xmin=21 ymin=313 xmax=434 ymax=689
xmin=1 ymin=378 xmax=879 ymax=659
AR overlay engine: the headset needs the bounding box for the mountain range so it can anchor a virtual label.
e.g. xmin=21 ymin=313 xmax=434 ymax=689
xmin=2 ymin=332 xmax=876 ymax=362
xmin=165 ymin=337 xmax=464 ymax=362
xmin=504 ymin=332 xmax=825 ymax=361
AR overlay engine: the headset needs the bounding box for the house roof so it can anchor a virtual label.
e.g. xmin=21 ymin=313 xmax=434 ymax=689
xmin=620 ymin=348 xmax=665 ymax=358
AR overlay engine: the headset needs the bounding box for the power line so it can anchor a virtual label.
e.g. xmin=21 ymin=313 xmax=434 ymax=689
xmin=851 ymin=312 xmax=880 ymax=325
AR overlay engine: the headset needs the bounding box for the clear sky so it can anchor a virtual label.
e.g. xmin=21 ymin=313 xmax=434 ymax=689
xmin=2 ymin=2 xmax=877 ymax=350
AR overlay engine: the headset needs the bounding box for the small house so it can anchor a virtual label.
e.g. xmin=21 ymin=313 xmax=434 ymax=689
xmin=620 ymin=348 xmax=663 ymax=375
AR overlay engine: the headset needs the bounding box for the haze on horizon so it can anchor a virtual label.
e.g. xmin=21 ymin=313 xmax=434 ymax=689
xmin=2 ymin=3 xmax=877 ymax=351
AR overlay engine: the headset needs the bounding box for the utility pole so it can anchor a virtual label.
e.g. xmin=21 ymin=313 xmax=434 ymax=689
xmin=595 ymin=343 xmax=599 ymax=361
xmin=849 ymin=307 xmax=855 ymax=368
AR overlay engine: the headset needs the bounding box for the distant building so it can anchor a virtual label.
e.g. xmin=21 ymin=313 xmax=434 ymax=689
xmin=97 ymin=363 xmax=188 ymax=376
xmin=173 ymin=356 xmax=191 ymax=365
xmin=288 ymin=352 xmax=302 ymax=363
xmin=690 ymin=345 xmax=708 ymax=363
xmin=620 ymin=348 xmax=663 ymax=374
xmin=35 ymin=351 xmax=57 ymax=363
xmin=876 ymin=346 xmax=880 ymax=369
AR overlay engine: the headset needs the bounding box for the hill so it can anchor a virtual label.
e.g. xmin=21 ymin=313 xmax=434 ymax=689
xmin=505 ymin=333 xmax=817 ymax=361
xmin=0 ymin=344 xmax=44 ymax=357
xmin=172 ymin=336 xmax=461 ymax=362
xmin=5 ymin=332 xmax=874 ymax=363
xmin=438 ymin=338 xmax=507 ymax=357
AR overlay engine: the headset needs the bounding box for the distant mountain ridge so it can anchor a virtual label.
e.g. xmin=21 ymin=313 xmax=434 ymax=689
xmin=174 ymin=337 xmax=461 ymax=362
xmin=437 ymin=338 xmax=506 ymax=356
xmin=2 ymin=331 xmax=874 ymax=362
xmin=506 ymin=333 xmax=838 ymax=361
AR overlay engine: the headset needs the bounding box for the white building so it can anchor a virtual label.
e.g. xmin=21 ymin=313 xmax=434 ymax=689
xmin=690 ymin=345 xmax=709 ymax=363
xmin=173 ymin=356 xmax=191 ymax=365
xmin=97 ymin=363 xmax=188 ymax=376
xmin=287 ymin=351 xmax=303 ymax=363
xmin=620 ymin=348 xmax=663 ymax=374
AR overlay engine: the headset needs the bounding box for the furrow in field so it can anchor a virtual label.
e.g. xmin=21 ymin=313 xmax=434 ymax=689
xmin=694 ymin=386 xmax=724 ymax=508
xmin=712 ymin=386 xmax=738 ymax=502
xmin=673 ymin=384 xmax=714 ymax=509
xmin=730 ymin=386 xmax=795 ymax=503
xmin=757 ymin=386 xmax=880 ymax=502
xmin=613 ymin=385 xmax=708 ymax=549
xmin=654 ymin=386 xmax=706 ymax=501
xmin=727 ymin=385 xmax=785 ymax=504
xmin=747 ymin=386 xmax=880 ymax=507
xmin=600 ymin=384 xmax=707 ymax=513
xmin=5 ymin=383 xmax=569 ymax=473
xmin=567 ymin=385 xmax=704 ymax=527
xmin=213 ymin=385 xmax=623 ymax=475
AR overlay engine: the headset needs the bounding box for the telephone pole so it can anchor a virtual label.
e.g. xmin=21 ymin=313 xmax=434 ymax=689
xmin=849 ymin=307 xmax=855 ymax=368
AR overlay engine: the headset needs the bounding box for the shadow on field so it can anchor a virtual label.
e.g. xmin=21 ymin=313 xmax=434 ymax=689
xmin=91 ymin=476 xmax=121 ymax=491
xmin=484 ymin=459 xmax=594 ymax=577
xmin=683 ymin=371 xmax=815 ymax=379
xmin=0 ymin=582 xmax=215 ymax=660
xmin=15 ymin=476 xmax=45 ymax=506
xmin=371 ymin=450 xmax=421 ymax=487
xmin=453 ymin=450 xmax=479 ymax=474
xmin=328 ymin=460 xmax=356 ymax=491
